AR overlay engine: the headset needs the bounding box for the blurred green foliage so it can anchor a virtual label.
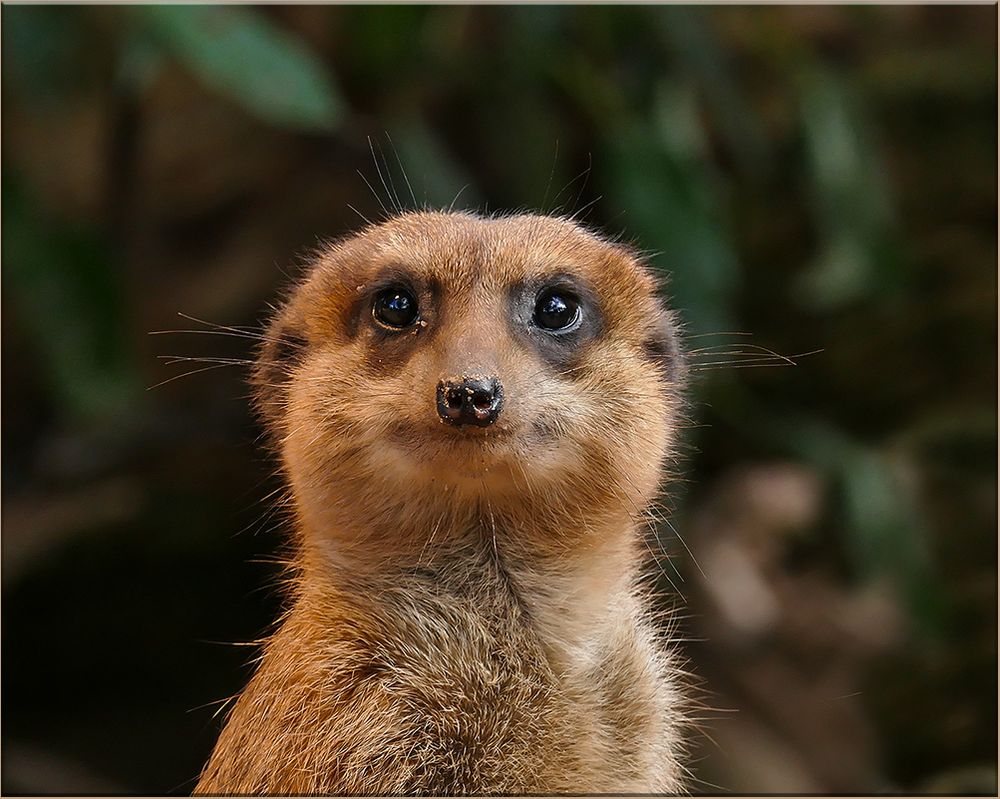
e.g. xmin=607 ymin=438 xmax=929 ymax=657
xmin=135 ymin=5 xmax=344 ymax=132
xmin=3 ymin=177 xmax=139 ymax=422
xmin=798 ymin=68 xmax=903 ymax=310
xmin=2 ymin=4 xmax=995 ymax=794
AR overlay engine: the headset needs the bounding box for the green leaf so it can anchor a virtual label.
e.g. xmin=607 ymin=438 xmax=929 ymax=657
xmin=652 ymin=6 xmax=771 ymax=180
xmin=602 ymin=86 xmax=741 ymax=336
xmin=1 ymin=5 xmax=89 ymax=105
xmin=341 ymin=6 xmax=432 ymax=78
xmin=796 ymin=68 xmax=904 ymax=309
xmin=841 ymin=446 xmax=944 ymax=633
xmin=137 ymin=5 xmax=343 ymax=132
xmin=2 ymin=176 xmax=139 ymax=423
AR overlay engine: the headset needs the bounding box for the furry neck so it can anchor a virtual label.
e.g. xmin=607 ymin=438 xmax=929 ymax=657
xmin=292 ymin=504 xmax=642 ymax=673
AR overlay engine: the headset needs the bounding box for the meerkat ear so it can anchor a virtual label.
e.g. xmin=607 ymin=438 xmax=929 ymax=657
xmin=252 ymin=309 xmax=308 ymax=440
xmin=610 ymin=242 xmax=686 ymax=389
xmin=643 ymin=300 xmax=686 ymax=389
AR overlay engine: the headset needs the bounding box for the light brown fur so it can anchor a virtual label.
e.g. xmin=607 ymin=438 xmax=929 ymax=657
xmin=195 ymin=212 xmax=688 ymax=795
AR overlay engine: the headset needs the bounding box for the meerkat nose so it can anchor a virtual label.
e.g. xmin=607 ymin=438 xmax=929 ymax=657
xmin=437 ymin=377 xmax=504 ymax=428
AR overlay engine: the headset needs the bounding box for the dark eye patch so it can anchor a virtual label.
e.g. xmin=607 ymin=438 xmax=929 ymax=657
xmin=508 ymin=274 xmax=603 ymax=373
xmin=341 ymin=266 xmax=429 ymax=342
xmin=356 ymin=268 xmax=438 ymax=374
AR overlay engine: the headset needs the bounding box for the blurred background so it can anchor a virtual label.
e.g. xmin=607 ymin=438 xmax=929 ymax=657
xmin=2 ymin=4 xmax=996 ymax=795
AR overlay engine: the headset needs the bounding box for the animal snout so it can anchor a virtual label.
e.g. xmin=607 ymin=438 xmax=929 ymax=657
xmin=437 ymin=377 xmax=504 ymax=428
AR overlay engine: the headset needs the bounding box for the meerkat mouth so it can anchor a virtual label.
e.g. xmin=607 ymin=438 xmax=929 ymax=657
xmin=377 ymin=418 xmax=536 ymax=489
xmin=387 ymin=420 xmax=517 ymax=455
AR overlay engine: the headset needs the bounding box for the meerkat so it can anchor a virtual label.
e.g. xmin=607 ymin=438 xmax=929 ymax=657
xmin=194 ymin=211 xmax=689 ymax=795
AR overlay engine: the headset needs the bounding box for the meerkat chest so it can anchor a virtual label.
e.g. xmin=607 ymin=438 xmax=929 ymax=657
xmin=360 ymin=576 xmax=662 ymax=792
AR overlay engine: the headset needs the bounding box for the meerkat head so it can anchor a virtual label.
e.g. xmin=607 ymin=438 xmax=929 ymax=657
xmin=255 ymin=211 xmax=684 ymax=563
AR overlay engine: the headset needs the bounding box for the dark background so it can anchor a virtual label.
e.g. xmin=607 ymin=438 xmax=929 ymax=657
xmin=2 ymin=5 xmax=996 ymax=794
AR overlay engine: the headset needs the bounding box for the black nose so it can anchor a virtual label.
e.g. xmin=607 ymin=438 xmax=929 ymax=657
xmin=437 ymin=377 xmax=504 ymax=427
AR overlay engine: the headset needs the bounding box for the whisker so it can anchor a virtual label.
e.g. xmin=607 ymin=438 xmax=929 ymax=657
xmin=147 ymin=362 xmax=238 ymax=390
xmin=683 ymin=331 xmax=754 ymax=339
xmin=385 ymin=131 xmax=418 ymax=210
xmin=549 ymin=159 xmax=592 ymax=215
xmin=567 ymin=152 xmax=593 ymax=220
xmin=540 ymin=139 xmax=559 ymax=214
xmin=357 ymin=167 xmax=391 ymax=219
xmin=347 ymin=203 xmax=374 ymax=227
xmin=149 ymin=328 xmax=265 ymax=343
xmin=157 ymin=355 xmax=253 ymax=365
xmin=662 ymin=517 xmax=707 ymax=582
xmin=568 ymin=193 xmax=603 ymax=223
xmin=369 ymin=135 xmax=401 ymax=214
xmin=448 ymin=183 xmax=471 ymax=212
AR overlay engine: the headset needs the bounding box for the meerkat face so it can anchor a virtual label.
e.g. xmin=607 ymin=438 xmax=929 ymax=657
xmin=255 ymin=212 xmax=684 ymax=540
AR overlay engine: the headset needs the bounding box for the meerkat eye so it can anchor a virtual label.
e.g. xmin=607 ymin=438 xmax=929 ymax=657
xmin=373 ymin=287 xmax=418 ymax=329
xmin=533 ymin=288 xmax=581 ymax=332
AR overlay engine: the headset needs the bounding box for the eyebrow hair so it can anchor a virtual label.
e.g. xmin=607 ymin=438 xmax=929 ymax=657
xmin=368 ymin=264 xmax=420 ymax=290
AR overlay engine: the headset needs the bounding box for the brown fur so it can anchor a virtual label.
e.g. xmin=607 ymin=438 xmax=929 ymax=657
xmin=195 ymin=212 xmax=688 ymax=795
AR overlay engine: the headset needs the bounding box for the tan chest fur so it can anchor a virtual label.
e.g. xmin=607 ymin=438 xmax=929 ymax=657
xmin=196 ymin=538 xmax=684 ymax=794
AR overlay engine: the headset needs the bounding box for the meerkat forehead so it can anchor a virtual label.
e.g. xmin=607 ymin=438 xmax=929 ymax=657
xmin=352 ymin=212 xmax=645 ymax=282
